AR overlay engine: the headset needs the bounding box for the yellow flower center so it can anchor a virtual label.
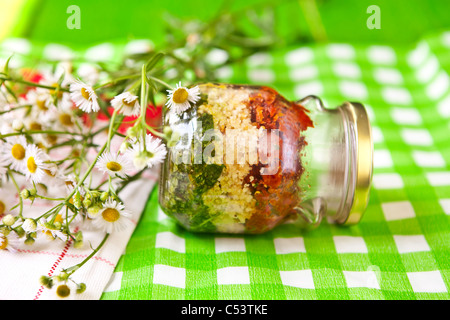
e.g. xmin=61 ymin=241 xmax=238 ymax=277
xmin=172 ymin=88 xmax=189 ymax=104
xmin=27 ymin=157 xmax=38 ymax=173
xmin=29 ymin=122 xmax=42 ymax=131
xmin=106 ymin=161 xmax=122 ymax=172
xmin=11 ymin=144 xmax=26 ymax=160
xmin=122 ymin=98 xmax=137 ymax=107
xmin=44 ymin=169 xmax=56 ymax=177
xmin=102 ymin=208 xmax=120 ymax=222
xmin=0 ymin=236 xmax=8 ymax=250
xmin=47 ymin=134 xmax=58 ymax=145
xmin=43 ymin=229 xmax=55 ymax=240
xmin=54 ymin=214 xmax=64 ymax=224
xmin=0 ymin=201 xmax=5 ymax=215
xmin=56 ymin=284 xmax=71 ymax=298
xmin=81 ymin=87 xmax=92 ymax=101
xmin=59 ymin=113 xmax=73 ymax=126
xmin=36 ymin=99 xmax=48 ymax=111
xmin=50 ymin=83 xmax=63 ymax=99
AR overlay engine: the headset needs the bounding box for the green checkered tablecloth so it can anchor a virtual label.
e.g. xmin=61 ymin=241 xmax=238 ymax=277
xmin=99 ymin=32 xmax=449 ymax=300
xmin=1 ymin=30 xmax=449 ymax=300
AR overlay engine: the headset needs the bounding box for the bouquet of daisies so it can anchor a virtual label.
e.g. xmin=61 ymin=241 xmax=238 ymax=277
xmin=0 ymin=53 xmax=194 ymax=297
xmin=0 ymin=7 xmax=279 ymax=298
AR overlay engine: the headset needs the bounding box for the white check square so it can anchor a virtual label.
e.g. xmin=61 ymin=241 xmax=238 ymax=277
xmin=390 ymin=107 xmax=422 ymax=125
xmin=215 ymin=237 xmax=246 ymax=253
xmin=343 ymin=271 xmax=380 ymax=289
xmin=439 ymin=199 xmax=450 ymax=215
xmin=400 ymin=128 xmax=433 ymax=146
xmin=332 ymin=62 xmax=361 ymax=78
xmin=289 ymin=65 xmax=319 ymax=81
xmin=415 ymin=55 xmax=439 ymax=84
xmin=426 ymin=172 xmax=450 ymax=186
xmin=274 ymin=237 xmax=306 ymax=254
xmin=381 ymin=201 xmax=416 ymax=221
xmin=339 ymin=81 xmax=368 ymax=100
xmin=382 ymin=87 xmax=412 ymax=105
xmin=153 ymin=265 xmax=186 ymax=288
xmin=373 ymin=173 xmax=404 ymax=189
xmin=412 ymin=151 xmax=445 ymax=168
xmin=333 ymin=236 xmax=368 ymax=253
xmin=373 ymin=68 xmax=403 ymax=85
xmin=426 ymin=71 xmax=450 ymax=100
xmin=437 ymin=94 xmax=450 ymax=117
xmin=373 ymin=149 xmax=393 ymax=168
xmin=247 ymin=69 xmax=275 ymax=83
xmin=367 ymin=45 xmax=397 ymax=65
xmin=294 ymin=81 xmax=323 ymax=98
xmin=407 ymin=271 xmax=447 ymax=293
xmin=285 ymin=47 xmax=314 ymax=66
xmin=217 ymin=267 xmax=250 ymax=285
xmin=326 ymin=44 xmax=355 ymax=59
xmin=393 ymin=235 xmax=430 ymax=253
xmin=279 ymin=270 xmax=315 ymax=289
xmin=371 ymin=126 xmax=384 ymax=143
xmin=155 ymin=231 xmax=185 ymax=253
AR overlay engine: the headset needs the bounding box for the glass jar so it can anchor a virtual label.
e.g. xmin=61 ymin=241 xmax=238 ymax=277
xmin=159 ymin=83 xmax=373 ymax=234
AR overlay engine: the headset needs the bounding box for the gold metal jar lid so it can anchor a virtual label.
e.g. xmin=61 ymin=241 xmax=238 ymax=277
xmin=339 ymin=101 xmax=373 ymax=225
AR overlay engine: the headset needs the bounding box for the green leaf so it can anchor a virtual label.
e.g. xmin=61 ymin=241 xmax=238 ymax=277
xmin=3 ymin=54 xmax=14 ymax=75
xmin=145 ymin=52 xmax=165 ymax=72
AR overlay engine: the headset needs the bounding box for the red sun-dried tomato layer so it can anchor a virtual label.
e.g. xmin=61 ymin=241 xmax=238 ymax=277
xmin=244 ymin=86 xmax=313 ymax=233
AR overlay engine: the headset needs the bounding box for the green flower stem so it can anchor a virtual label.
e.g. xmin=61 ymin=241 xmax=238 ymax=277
xmin=64 ymin=233 xmax=110 ymax=277
xmin=147 ymin=75 xmax=173 ymax=90
xmin=145 ymin=123 xmax=165 ymax=138
xmin=34 ymin=194 xmax=66 ymax=201
xmin=35 ymin=203 xmax=64 ymax=222
xmin=139 ymin=64 xmax=148 ymax=125
xmin=0 ymin=77 xmax=70 ymax=92
xmin=0 ymin=104 xmax=31 ymax=115
xmin=107 ymin=108 xmax=120 ymax=151
xmin=93 ymin=74 xmax=140 ymax=90
xmin=64 ymin=141 xmax=108 ymax=205
xmin=8 ymin=171 xmax=23 ymax=218
xmin=0 ymin=130 xmax=84 ymax=139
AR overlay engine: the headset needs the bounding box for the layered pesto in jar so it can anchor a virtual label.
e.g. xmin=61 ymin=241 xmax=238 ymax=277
xmin=159 ymin=83 xmax=313 ymax=233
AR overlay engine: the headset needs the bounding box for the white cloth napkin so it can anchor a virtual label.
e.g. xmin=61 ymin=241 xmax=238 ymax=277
xmin=0 ymin=134 xmax=159 ymax=300
xmin=0 ymin=170 xmax=158 ymax=300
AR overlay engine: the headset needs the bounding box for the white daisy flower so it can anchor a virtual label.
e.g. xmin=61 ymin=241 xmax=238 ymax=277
xmin=0 ymin=186 xmax=16 ymax=217
xmin=40 ymin=67 xmax=73 ymax=101
xmin=125 ymin=134 xmax=167 ymax=170
xmin=51 ymin=280 xmax=77 ymax=300
xmin=69 ymin=80 xmax=100 ymax=113
xmin=25 ymin=88 xmax=54 ymax=113
xmin=95 ymin=151 xmax=132 ymax=178
xmin=37 ymin=217 xmax=66 ymax=241
xmin=22 ymin=218 xmax=38 ymax=233
xmin=0 ymin=158 xmax=8 ymax=179
xmin=40 ymin=162 xmax=59 ymax=187
xmin=111 ymin=92 xmax=140 ymax=116
xmin=77 ymin=63 xmax=100 ymax=85
xmin=93 ymin=198 xmax=132 ymax=233
xmin=60 ymin=174 xmax=85 ymax=197
xmin=0 ymin=136 xmax=28 ymax=171
xmin=23 ymin=144 xmax=51 ymax=184
xmin=165 ymin=82 xmax=200 ymax=114
xmin=24 ymin=110 xmax=47 ymax=132
xmin=0 ymin=232 xmax=20 ymax=253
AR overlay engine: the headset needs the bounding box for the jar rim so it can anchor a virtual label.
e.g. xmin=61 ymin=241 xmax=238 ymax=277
xmin=338 ymin=101 xmax=373 ymax=225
